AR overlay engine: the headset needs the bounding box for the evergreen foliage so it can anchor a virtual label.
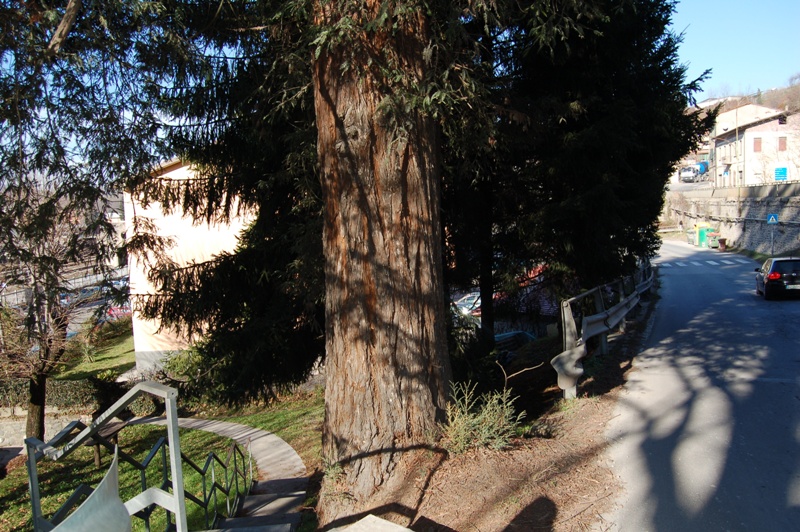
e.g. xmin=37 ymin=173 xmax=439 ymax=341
xmin=2 ymin=0 xmax=713 ymax=411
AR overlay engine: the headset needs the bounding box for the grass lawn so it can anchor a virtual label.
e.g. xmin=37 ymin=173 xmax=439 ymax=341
xmin=3 ymin=317 xmax=324 ymax=531
xmin=0 ymin=424 xmax=242 ymax=531
xmin=57 ymin=318 xmax=136 ymax=380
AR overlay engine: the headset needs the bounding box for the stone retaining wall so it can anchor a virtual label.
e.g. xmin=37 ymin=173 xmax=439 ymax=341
xmin=0 ymin=407 xmax=91 ymax=449
xmin=664 ymin=183 xmax=800 ymax=256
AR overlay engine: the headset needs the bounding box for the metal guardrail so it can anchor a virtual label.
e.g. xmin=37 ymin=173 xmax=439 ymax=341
xmin=670 ymin=208 xmax=800 ymax=227
xmin=550 ymin=262 xmax=654 ymax=398
xmin=24 ymin=381 xmax=253 ymax=532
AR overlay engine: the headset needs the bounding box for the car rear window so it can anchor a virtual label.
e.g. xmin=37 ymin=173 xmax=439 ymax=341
xmin=773 ymin=260 xmax=800 ymax=274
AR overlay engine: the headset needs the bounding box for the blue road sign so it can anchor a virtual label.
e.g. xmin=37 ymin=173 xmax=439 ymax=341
xmin=767 ymin=214 xmax=779 ymax=225
xmin=775 ymin=167 xmax=788 ymax=181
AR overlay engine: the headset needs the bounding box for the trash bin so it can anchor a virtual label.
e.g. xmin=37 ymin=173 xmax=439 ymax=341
xmin=693 ymin=222 xmax=712 ymax=247
xmin=707 ymin=232 xmax=720 ymax=249
xmin=718 ymin=237 xmax=727 ymax=251
xmin=697 ymin=227 xmax=713 ymax=248
xmin=686 ymin=230 xmax=696 ymax=245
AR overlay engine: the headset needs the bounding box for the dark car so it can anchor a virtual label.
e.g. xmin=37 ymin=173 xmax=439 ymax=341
xmin=755 ymin=258 xmax=800 ymax=300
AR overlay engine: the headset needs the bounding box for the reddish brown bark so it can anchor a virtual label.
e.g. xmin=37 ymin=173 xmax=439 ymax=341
xmin=312 ymin=1 xmax=451 ymax=522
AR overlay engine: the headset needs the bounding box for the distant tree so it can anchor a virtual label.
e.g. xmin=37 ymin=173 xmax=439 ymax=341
xmin=0 ymin=179 xmax=111 ymax=439
xmin=0 ymin=0 xmax=161 ymax=439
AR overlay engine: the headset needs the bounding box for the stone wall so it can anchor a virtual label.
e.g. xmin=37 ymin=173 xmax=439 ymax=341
xmin=0 ymin=407 xmax=91 ymax=449
xmin=663 ymin=182 xmax=800 ymax=256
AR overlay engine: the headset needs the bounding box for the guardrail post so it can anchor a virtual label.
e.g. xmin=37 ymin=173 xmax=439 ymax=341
xmin=593 ymin=289 xmax=608 ymax=356
xmin=561 ymin=300 xmax=579 ymax=352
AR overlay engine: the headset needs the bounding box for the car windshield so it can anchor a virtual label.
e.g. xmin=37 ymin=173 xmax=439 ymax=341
xmin=773 ymin=260 xmax=800 ymax=274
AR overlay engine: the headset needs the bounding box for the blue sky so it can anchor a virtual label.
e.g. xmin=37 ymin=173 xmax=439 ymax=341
xmin=670 ymin=0 xmax=800 ymax=101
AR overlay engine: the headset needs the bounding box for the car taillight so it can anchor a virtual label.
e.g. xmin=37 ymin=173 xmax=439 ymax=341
xmin=767 ymin=272 xmax=782 ymax=280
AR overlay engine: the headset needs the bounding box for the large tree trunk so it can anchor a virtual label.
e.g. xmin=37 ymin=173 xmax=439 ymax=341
xmin=313 ymin=1 xmax=451 ymax=523
xmin=27 ymin=372 xmax=46 ymax=440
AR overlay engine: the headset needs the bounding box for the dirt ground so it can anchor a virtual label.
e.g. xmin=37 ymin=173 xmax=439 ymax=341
xmin=344 ymin=300 xmax=653 ymax=532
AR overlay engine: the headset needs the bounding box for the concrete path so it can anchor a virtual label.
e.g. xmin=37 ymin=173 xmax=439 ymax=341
xmin=136 ymin=417 xmax=308 ymax=531
xmin=137 ymin=417 xmax=307 ymax=487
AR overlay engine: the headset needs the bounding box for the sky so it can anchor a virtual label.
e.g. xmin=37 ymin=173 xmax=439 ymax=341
xmin=670 ymin=0 xmax=800 ymax=102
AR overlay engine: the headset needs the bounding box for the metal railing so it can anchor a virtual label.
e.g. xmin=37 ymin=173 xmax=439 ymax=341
xmin=24 ymin=381 xmax=253 ymax=531
xmin=550 ymin=262 xmax=654 ymax=398
xmin=180 ymin=437 xmax=252 ymax=530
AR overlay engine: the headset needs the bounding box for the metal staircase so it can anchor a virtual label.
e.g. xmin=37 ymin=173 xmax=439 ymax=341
xmin=25 ymin=381 xmax=254 ymax=531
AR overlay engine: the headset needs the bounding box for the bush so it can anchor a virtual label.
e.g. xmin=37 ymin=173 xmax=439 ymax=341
xmin=439 ymin=381 xmax=526 ymax=455
xmin=0 ymin=378 xmax=96 ymax=410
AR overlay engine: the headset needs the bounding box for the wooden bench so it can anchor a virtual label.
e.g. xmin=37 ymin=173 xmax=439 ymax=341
xmin=84 ymin=421 xmax=128 ymax=468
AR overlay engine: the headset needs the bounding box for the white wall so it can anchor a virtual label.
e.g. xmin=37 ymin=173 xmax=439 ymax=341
xmin=124 ymin=161 xmax=254 ymax=372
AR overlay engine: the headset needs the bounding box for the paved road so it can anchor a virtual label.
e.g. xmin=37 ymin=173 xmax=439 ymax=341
xmin=602 ymin=239 xmax=800 ymax=531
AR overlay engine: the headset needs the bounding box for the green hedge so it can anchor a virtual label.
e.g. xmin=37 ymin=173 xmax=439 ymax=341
xmin=0 ymin=377 xmax=178 ymax=419
xmin=0 ymin=379 xmax=98 ymax=410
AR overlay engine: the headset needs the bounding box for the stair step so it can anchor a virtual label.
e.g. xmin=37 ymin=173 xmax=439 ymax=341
xmin=250 ymin=477 xmax=307 ymax=495
xmin=201 ymin=525 xmax=293 ymax=532
xmin=214 ymin=514 xmax=299 ymax=529
xmin=240 ymin=491 xmax=305 ymax=517
xmin=212 ymin=490 xmax=305 ymax=530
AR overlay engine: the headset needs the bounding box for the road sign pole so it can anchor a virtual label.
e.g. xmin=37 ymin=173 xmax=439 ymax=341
xmin=767 ymin=214 xmax=779 ymax=256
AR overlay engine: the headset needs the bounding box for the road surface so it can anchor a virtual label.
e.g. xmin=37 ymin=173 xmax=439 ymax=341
xmin=603 ymin=239 xmax=800 ymax=531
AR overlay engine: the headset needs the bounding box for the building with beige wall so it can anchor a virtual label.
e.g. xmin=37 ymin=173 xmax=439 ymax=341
xmin=124 ymin=160 xmax=254 ymax=372
xmin=710 ymin=104 xmax=798 ymax=186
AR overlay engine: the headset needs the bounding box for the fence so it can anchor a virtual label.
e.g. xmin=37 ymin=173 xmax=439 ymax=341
xmin=1 ymin=267 xmax=129 ymax=308
xmin=550 ymin=262 xmax=655 ymax=398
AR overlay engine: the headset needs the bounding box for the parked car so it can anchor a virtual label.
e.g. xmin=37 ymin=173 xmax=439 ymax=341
xmin=755 ymin=258 xmax=800 ymax=300
xmin=454 ymin=292 xmax=480 ymax=315
xmin=106 ymin=302 xmax=132 ymax=320
xmin=76 ymin=286 xmax=101 ymax=304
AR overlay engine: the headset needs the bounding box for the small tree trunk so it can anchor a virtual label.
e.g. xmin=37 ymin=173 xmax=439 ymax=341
xmin=27 ymin=372 xmax=47 ymax=440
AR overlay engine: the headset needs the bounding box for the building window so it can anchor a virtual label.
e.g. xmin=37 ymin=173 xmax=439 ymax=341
xmin=754 ymin=138 xmax=762 ymax=152
xmin=779 ymin=137 xmax=787 ymax=151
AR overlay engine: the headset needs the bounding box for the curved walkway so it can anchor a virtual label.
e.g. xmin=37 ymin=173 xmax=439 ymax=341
xmin=139 ymin=417 xmax=307 ymax=487
xmin=136 ymin=416 xmax=308 ymax=528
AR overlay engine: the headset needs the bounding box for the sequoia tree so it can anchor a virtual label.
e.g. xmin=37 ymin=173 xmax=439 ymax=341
xmin=311 ymin=2 xmax=451 ymax=518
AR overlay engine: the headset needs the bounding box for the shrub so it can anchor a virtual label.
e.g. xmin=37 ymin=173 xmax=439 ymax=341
xmin=439 ymin=381 xmax=526 ymax=455
xmin=0 ymin=378 xmax=96 ymax=410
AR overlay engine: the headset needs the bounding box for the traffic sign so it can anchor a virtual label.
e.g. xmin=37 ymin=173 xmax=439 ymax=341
xmin=767 ymin=214 xmax=779 ymax=225
xmin=775 ymin=167 xmax=788 ymax=181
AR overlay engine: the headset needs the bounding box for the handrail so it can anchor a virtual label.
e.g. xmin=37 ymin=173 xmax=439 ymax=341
xmin=180 ymin=438 xmax=253 ymax=529
xmin=26 ymin=382 xmax=187 ymax=532
xmin=24 ymin=382 xmax=254 ymax=532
